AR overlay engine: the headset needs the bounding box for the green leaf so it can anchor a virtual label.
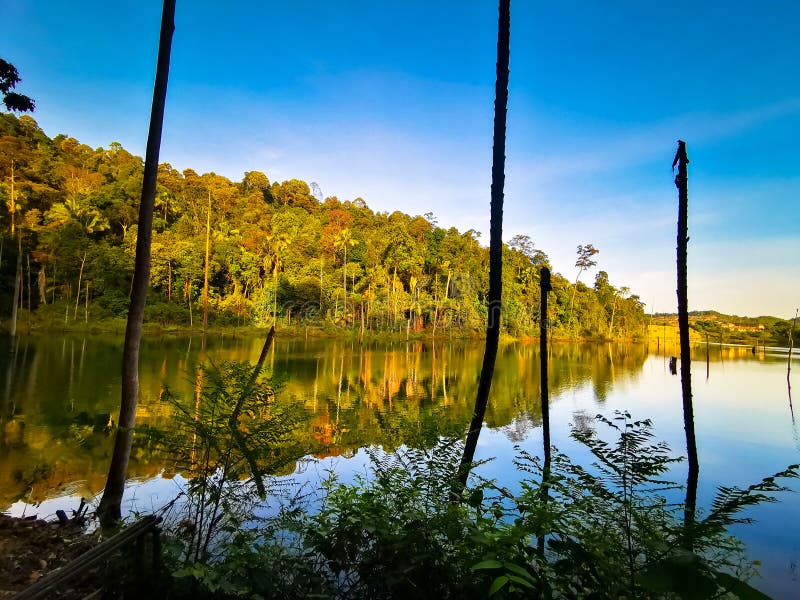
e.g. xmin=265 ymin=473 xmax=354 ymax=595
xmin=489 ymin=575 xmax=510 ymax=596
xmin=472 ymin=559 xmax=503 ymax=571
xmin=507 ymin=574 xmax=535 ymax=589
xmin=503 ymin=562 xmax=536 ymax=582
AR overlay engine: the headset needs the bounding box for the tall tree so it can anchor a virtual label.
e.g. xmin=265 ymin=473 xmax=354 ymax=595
xmin=8 ymin=162 xmax=22 ymax=337
xmin=97 ymin=0 xmax=176 ymax=525
xmin=1 ymin=59 xmax=35 ymax=337
xmin=569 ymin=243 xmax=599 ymax=321
xmin=334 ymin=227 xmax=358 ymax=316
xmin=674 ymin=140 xmax=699 ymax=546
xmin=0 ymin=113 xmax=649 ymax=337
xmin=0 ymin=59 xmax=35 ymax=113
xmin=457 ymin=0 xmax=510 ymax=490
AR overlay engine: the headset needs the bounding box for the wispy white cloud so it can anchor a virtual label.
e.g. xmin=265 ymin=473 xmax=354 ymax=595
xmin=511 ymin=98 xmax=800 ymax=183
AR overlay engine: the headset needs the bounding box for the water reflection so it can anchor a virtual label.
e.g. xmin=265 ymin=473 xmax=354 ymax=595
xmin=2 ymin=334 xmax=797 ymax=596
xmin=0 ymin=335 xmax=796 ymax=508
xmin=0 ymin=335 xmax=653 ymax=507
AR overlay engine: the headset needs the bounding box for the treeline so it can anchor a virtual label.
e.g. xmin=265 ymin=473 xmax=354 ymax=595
xmin=651 ymin=311 xmax=795 ymax=346
xmin=0 ymin=114 xmax=646 ymax=338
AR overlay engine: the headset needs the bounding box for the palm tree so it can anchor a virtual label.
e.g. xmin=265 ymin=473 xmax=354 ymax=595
xmin=266 ymin=231 xmax=290 ymax=325
xmin=457 ymin=0 xmax=511 ymax=490
xmin=334 ymin=227 xmax=358 ymax=321
xmin=98 ymin=0 xmax=176 ymax=526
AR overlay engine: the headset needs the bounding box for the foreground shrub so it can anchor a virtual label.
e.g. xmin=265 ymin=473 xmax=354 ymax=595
xmin=153 ymin=358 xmax=797 ymax=599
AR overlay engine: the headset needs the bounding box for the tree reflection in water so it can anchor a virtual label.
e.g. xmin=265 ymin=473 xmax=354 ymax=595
xmin=5 ymin=335 xmax=792 ymax=510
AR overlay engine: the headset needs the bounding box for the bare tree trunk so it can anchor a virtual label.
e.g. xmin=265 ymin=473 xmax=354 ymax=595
xmin=609 ymin=295 xmax=617 ymax=338
xmin=26 ymin=254 xmax=31 ymax=315
xmin=392 ymin=267 xmax=397 ymax=327
xmin=789 ymin=309 xmax=797 ymax=398
xmin=433 ymin=270 xmax=449 ymax=340
xmin=9 ymin=160 xmax=16 ymax=237
xmin=367 ymin=282 xmax=372 ymax=332
xmin=273 ymin=270 xmax=278 ymax=327
xmin=538 ymin=266 xmax=552 ymax=554
xmin=359 ymin=302 xmax=364 ymax=344
xmin=539 ymin=267 xmax=552 ymax=470
xmin=85 ymin=281 xmax=89 ymax=323
xmin=203 ymin=190 xmax=211 ymax=331
xmin=9 ymin=235 xmax=21 ymax=337
xmin=457 ymin=0 xmax=510 ymax=491
xmin=674 ymin=140 xmax=699 ymax=546
xmin=432 ymin=285 xmax=439 ymax=339
xmin=38 ymin=265 xmax=46 ymax=305
xmin=98 ymin=0 xmax=176 ymax=526
xmin=74 ymin=252 xmax=86 ymax=321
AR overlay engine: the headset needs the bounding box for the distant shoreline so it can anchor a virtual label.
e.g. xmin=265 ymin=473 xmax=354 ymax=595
xmin=2 ymin=318 xmax=790 ymax=348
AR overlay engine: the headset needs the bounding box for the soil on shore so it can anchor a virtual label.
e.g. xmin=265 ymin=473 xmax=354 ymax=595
xmin=0 ymin=514 xmax=99 ymax=598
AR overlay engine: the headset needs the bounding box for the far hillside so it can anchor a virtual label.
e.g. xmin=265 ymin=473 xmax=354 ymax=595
xmin=651 ymin=311 xmax=796 ymax=346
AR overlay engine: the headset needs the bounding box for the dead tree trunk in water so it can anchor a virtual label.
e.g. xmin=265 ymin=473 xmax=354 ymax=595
xmin=539 ymin=267 xmax=552 ymax=472
xmin=789 ymin=309 xmax=797 ymax=403
xmin=98 ymin=0 xmax=176 ymax=526
xmin=537 ymin=267 xmax=552 ymax=554
xmin=456 ymin=0 xmax=510 ymax=491
xmin=674 ymin=140 xmax=699 ymax=546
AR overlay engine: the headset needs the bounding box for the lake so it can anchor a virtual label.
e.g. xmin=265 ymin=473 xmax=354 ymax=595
xmin=1 ymin=333 xmax=798 ymax=597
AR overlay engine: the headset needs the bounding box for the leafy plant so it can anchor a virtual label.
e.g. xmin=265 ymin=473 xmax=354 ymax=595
xmin=159 ymin=358 xmax=306 ymax=568
xmin=512 ymin=412 xmax=796 ymax=599
xmin=154 ymin=398 xmax=796 ymax=600
xmin=305 ymin=441 xmax=494 ymax=599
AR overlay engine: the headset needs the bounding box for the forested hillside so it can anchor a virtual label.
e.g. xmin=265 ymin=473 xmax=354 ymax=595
xmin=0 ymin=114 xmax=646 ymax=338
xmin=650 ymin=311 xmax=795 ymax=346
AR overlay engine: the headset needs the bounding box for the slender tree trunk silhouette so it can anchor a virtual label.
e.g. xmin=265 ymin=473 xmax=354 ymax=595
xmin=674 ymin=140 xmax=699 ymax=546
xmin=97 ymin=0 xmax=176 ymax=526
xmin=537 ymin=267 xmax=552 ymax=554
xmin=456 ymin=0 xmax=510 ymax=491
xmin=789 ymin=309 xmax=797 ymax=405
xmin=539 ymin=267 xmax=552 ymax=472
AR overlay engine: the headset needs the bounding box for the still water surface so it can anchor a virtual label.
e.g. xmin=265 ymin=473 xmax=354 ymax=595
xmin=0 ymin=334 xmax=798 ymax=597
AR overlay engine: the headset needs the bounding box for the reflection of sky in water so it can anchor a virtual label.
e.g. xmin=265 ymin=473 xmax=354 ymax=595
xmin=474 ymin=354 xmax=799 ymax=599
xmin=2 ymin=338 xmax=798 ymax=597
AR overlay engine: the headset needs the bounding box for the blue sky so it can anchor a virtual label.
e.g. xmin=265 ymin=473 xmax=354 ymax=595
xmin=4 ymin=0 xmax=799 ymax=317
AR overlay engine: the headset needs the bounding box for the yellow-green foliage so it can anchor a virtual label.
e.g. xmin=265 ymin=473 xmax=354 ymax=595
xmin=0 ymin=114 xmax=646 ymax=339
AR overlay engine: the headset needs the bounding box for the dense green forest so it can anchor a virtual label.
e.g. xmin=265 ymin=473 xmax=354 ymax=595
xmin=1 ymin=113 xmax=647 ymax=338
